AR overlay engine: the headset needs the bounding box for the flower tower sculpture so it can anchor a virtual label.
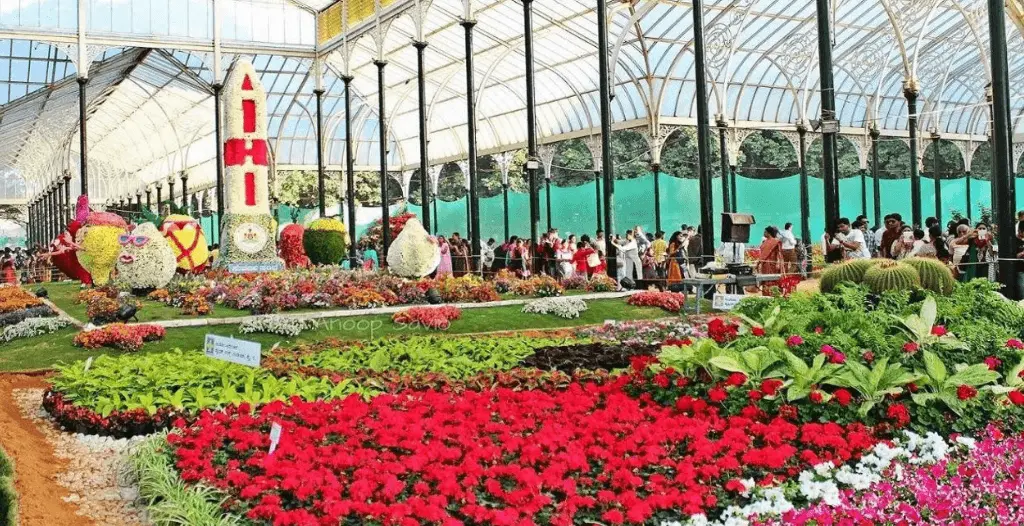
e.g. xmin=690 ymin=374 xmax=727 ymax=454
xmin=218 ymin=60 xmax=283 ymax=273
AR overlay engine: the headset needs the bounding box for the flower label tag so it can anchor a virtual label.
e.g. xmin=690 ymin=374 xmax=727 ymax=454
xmin=204 ymin=334 xmax=261 ymax=367
xmin=84 ymin=356 xmax=93 ymax=373
xmin=268 ymin=422 xmax=282 ymax=455
xmin=712 ymin=293 xmax=745 ymax=311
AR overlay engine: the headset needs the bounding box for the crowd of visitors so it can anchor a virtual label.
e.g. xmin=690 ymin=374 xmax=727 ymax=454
xmin=1 ymin=245 xmax=55 ymax=285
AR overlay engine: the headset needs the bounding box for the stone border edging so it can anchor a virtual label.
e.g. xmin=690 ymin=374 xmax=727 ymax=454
xmin=145 ymin=290 xmax=643 ymax=329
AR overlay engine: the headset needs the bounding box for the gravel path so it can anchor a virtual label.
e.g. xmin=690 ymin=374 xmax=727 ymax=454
xmin=11 ymin=388 xmax=149 ymax=526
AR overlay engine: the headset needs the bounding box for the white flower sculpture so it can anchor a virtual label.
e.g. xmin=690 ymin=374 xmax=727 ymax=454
xmin=385 ymin=217 xmax=441 ymax=278
xmin=116 ymin=222 xmax=178 ymax=290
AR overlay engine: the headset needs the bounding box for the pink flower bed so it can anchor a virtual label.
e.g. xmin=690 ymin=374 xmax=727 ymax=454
xmin=392 ymin=306 xmax=462 ymax=330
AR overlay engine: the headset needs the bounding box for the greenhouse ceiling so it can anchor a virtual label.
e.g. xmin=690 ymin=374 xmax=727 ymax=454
xmin=1 ymin=0 xmax=1023 ymax=203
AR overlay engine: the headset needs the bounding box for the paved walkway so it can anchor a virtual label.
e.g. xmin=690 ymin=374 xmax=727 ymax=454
xmin=151 ymin=290 xmax=642 ymax=329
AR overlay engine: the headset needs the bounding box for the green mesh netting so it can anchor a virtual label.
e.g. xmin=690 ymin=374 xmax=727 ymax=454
xmin=194 ymin=174 xmax=1006 ymax=245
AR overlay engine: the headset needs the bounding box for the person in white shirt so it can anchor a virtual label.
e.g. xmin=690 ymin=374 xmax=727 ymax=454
xmin=716 ymin=241 xmax=746 ymax=265
xmin=481 ymin=238 xmax=496 ymax=271
xmin=611 ymin=230 xmax=642 ymax=283
xmin=833 ymin=218 xmax=871 ymax=259
xmin=780 ymin=222 xmax=798 ymax=273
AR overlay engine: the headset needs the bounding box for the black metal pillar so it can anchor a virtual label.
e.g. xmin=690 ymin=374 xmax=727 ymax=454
xmin=860 ymin=169 xmax=868 ymax=218
xmin=716 ymin=118 xmax=731 ymax=213
xmin=375 ymin=60 xmax=391 ymax=261
xmin=168 ymin=178 xmax=176 ymax=211
xmin=462 ymin=19 xmax=481 ymax=267
xmin=797 ymin=124 xmax=810 ymax=244
xmin=816 ymin=0 xmax=840 ymax=233
xmin=545 ymin=176 xmax=552 ymax=231
xmin=594 ymin=170 xmax=602 ymax=232
xmin=905 ymin=84 xmax=922 ymax=226
xmin=63 ymin=173 xmax=71 ymax=225
xmin=146 ymin=188 xmax=152 ymax=213
xmin=28 ymin=202 xmax=34 ymax=246
xmin=692 ymin=0 xmax=714 ymax=263
xmin=415 ymin=41 xmax=431 ymax=232
xmin=931 ymin=134 xmax=942 ymax=222
xmin=652 ymin=163 xmax=662 ymax=232
xmin=135 ymin=192 xmax=142 ymax=221
xmin=342 ymin=75 xmax=357 ymax=265
xmin=47 ymin=187 xmax=56 ymax=241
xmin=965 ymin=171 xmax=972 ymax=221
xmin=314 ymin=87 xmax=326 ymax=216
xmin=871 ymin=126 xmax=881 ymax=227
xmin=213 ymin=83 xmax=224 ymax=234
xmin=55 ymin=179 xmax=64 ymax=231
xmin=502 ymin=182 xmax=510 ymax=240
xmin=180 ymin=172 xmax=189 ymax=215
xmin=432 ymin=194 xmax=438 ymax=234
xmin=77 ymin=77 xmax=89 ymax=196
xmin=597 ymin=0 xmax=617 ymax=277
xmin=156 ymin=184 xmax=163 ymax=213
xmin=729 ymin=165 xmax=738 ymax=211
xmin=523 ymin=0 xmax=540 ymax=248
xmin=988 ymin=0 xmax=1017 ymax=297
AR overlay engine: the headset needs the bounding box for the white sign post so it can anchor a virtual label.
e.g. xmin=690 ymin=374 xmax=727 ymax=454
xmin=204 ymin=334 xmax=262 ymax=367
xmin=268 ymin=422 xmax=283 ymax=455
xmin=712 ymin=293 xmax=746 ymax=311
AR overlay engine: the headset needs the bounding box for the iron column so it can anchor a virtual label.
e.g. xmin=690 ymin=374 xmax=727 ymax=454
xmin=652 ymin=163 xmax=662 ymax=232
xmin=146 ymin=187 xmax=152 ymax=213
xmin=905 ymin=82 xmax=922 ymax=227
xmin=375 ymin=60 xmax=391 ymax=260
xmin=77 ymin=77 xmax=89 ymax=196
xmin=716 ymin=117 xmax=731 ymax=213
xmin=503 ymin=182 xmax=510 ymax=240
xmin=594 ymin=170 xmax=602 ymax=233
xmin=314 ymin=87 xmax=326 ymax=216
xmin=931 ymin=133 xmax=942 ymax=222
xmin=692 ymin=0 xmax=714 ymax=262
xmin=523 ymin=0 xmax=540 ymax=248
xmin=965 ymin=172 xmax=972 ymax=222
xmin=155 ymin=182 xmax=163 ymax=214
xmin=415 ymin=41 xmax=431 ymax=232
xmin=343 ymin=75 xmax=358 ymax=266
xmin=860 ymin=168 xmax=867 ymax=219
xmin=462 ymin=19 xmax=481 ymax=267
xmin=987 ymin=0 xmax=1017 ymax=297
xmin=63 ymin=172 xmax=71 ymax=224
xmin=180 ymin=172 xmax=189 ymax=215
xmin=870 ymin=126 xmax=881 ymax=227
xmin=816 ymin=0 xmax=840 ymax=232
xmin=797 ymin=123 xmax=810 ymax=244
xmin=168 ymin=177 xmax=176 ymax=211
xmin=598 ymin=0 xmax=617 ymax=276
xmin=213 ymin=83 xmax=225 ymax=235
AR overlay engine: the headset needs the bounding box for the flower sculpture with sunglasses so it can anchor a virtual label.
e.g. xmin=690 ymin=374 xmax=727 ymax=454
xmin=115 ymin=223 xmax=178 ymax=291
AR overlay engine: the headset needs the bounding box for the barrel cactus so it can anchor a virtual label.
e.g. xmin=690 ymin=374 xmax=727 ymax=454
xmin=862 ymin=260 xmax=921 ymax=294
xmin=820 ymin=259 xmax=878 ymax=293
xmin=903 ymin=257 xmax=955 ymax=295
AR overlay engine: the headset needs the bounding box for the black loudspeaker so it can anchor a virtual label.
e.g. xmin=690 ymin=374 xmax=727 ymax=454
xmin=620 ymin=277 xmax=636 ymax=290
xmin=721 ymin=213 xmax=756 ymax=243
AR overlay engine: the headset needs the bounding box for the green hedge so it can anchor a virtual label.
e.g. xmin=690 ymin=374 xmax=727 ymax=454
xmin=0 ymin=445 xmax=16 ymax=526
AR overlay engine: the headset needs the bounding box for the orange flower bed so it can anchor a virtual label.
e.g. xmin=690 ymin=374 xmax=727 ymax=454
xmin=0 ymin=285 xmax=43 ymax=314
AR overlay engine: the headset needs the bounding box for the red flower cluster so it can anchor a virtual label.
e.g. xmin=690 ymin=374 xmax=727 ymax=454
xmin=170 ymin=379 xmax=878 ymax=525
xmin=706 ymin=318 xmax=739 ymax=344
xmin=819 ymin=345 xmax=846 ymax=364
xmin=392 ymin=306 xmax=462 ymax=330
xmin=626 ymin=291 xmax=687 ymax=313
xmin=42 ymin=390 xmax=178 ymax=437
xmin=72 ymin=323 xmax=165 ymax=352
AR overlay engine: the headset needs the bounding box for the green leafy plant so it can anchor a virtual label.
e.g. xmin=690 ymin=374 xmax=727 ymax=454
xmin=733 ymin=305 xmax=790 ymax=337
xmin=0 ymin=445 xmax=15 ymax=526
xmin=826 ymin=357 xmax=920 ymax=416
xmin=708 ymin=344 xmax=782 ymax=384
xmin=779 ymin=350 xmax=842 ymax=402
xmin=658 ymin=339 xmax=731 ymax=380
xmin=912 ymin=350 xmax=1000 ymax=416
xmin=894 ymin=297 xmax=968 ymax=352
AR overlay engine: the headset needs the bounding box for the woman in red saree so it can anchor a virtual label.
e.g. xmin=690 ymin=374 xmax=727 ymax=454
xmin=757 ymin=226 xmax=785 ymax=275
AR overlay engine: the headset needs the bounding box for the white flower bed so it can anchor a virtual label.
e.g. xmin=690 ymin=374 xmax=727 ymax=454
xmin=238 ymin=315 xmax=318 ymax=337
xmin=522 ymin=297 xmax=589 ymax=319
xmin=661 ymin=430 xmax=964 ymax=526
xmin=2 ymin=316 xmax=70 ymax=342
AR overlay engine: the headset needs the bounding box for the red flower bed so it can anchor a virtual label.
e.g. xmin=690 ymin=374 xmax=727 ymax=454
xmin=73 ymin=323 xmax=166 ymax=352
xmin=626 ymin=291 xmax=687 ymax=312
xmin=42 ymin=390 xmax=179 ymax=437
xmin=170 ymin=378 xmax=878 ymax=525
xmin=392 ymin=306 xmax=462 ymax=330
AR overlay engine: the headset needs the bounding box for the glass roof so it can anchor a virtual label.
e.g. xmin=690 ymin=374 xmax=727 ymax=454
xmin=1 ymin=0 xmax=1023 ymax=202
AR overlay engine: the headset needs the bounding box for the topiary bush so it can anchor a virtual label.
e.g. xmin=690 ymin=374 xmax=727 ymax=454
xmin=862 ymin=260 xmax=921 ymax=294
xmin=819 ymin=259 xmax=878 ymax=293
xmin=903 ymin=257 xmax=955 ymax=295
xmin=303 ymin=218 xmax=347 ymax=265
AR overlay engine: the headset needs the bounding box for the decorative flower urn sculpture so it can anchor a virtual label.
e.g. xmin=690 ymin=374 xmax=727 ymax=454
xmin=217 ymin=60 xmax=284 ymax=273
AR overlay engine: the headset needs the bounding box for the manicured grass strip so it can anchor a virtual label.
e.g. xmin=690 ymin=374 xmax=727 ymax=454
xmin=42 ymin=282 xmax=253 ymax=324
xmin=0 ymin=298 xmax=671 ymax=372
xmin=0 ymin=444 xmax=16 ymax=526
xmin=129 ymin=434 xmax=241 ymax=526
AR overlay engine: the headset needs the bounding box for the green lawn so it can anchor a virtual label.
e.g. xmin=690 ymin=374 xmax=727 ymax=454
xmin=0 ymin=298 xmax=673 ymax=372
xmin=43 ymin=281 xmax=252 ymax=323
